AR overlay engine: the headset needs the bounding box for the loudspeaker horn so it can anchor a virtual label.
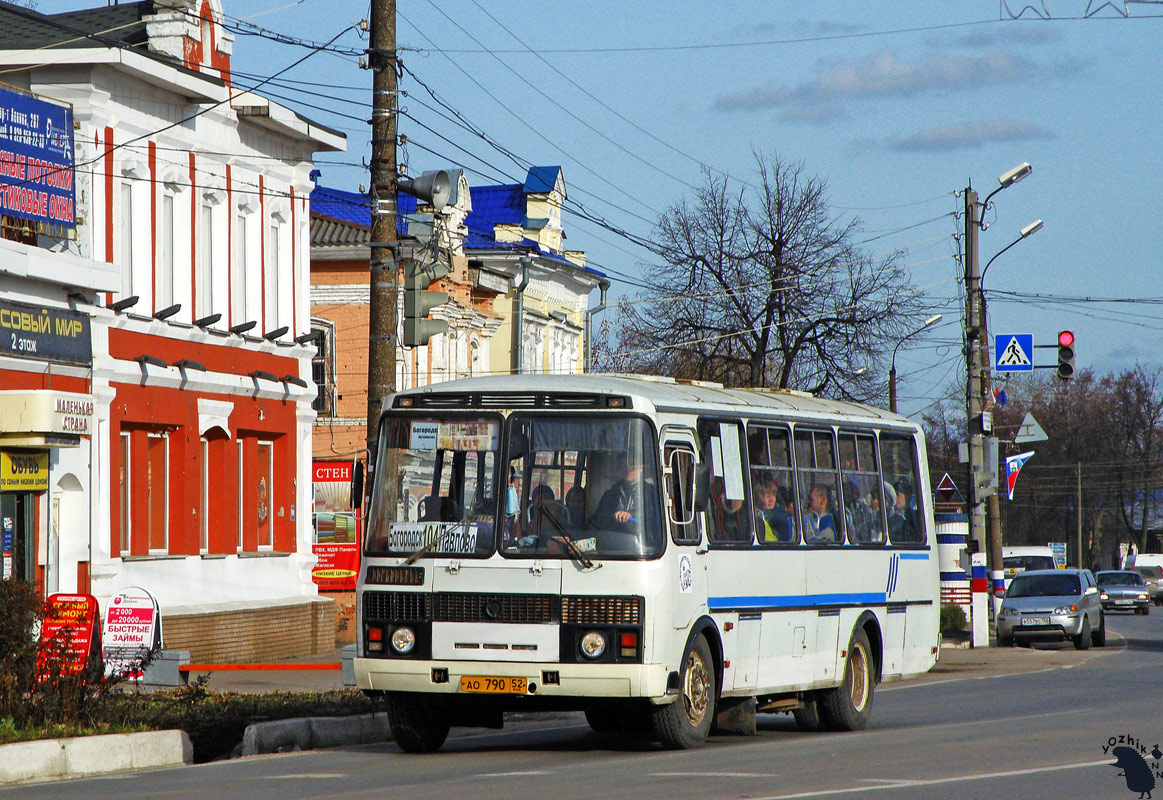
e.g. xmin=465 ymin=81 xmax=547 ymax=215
xmin=399 ymin=170 xmax=451 ymax=210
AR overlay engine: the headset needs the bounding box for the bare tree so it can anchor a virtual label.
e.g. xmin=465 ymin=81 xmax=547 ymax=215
xmin=607 ymin=152 xmax=924 ymax=399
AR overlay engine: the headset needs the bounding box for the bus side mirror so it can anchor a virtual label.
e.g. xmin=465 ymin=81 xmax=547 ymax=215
xmin=350 ymin=461 xmax=365 ymax=509
xmin=694 ymin=462 xmax=711 ymax=512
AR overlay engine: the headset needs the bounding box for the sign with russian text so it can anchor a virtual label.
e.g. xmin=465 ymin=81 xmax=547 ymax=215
xmin=0 ymin=451 xmax=48 ymax=491
xmin=312 ymin=461 xmax=360 ymax=591
xmin=36 ymin=593 xmax=99 ymax=681
xmin=0 ymin=299 xmax=91 ymax=365
xmin=102 ymin=586 xmax=161 ymax=680
xmin=0 ymin=86 xmax=75 ymax=229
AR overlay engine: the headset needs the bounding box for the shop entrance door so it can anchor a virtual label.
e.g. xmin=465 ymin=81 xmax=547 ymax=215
xmin=1 ymin=493 xmax=35 ymax=583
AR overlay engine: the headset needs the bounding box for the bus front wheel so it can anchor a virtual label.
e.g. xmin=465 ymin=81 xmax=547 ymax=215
xmin=652 ymin=634 xmax=716 ymax=749
xmin=819 ymin=627 xmax=875 ymax=731
xmin=387 ymin=692 xmax=450 ymax=753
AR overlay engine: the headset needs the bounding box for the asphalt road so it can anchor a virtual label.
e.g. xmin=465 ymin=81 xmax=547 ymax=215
xmin=9 ymin=611 xmax=1163 ymax=800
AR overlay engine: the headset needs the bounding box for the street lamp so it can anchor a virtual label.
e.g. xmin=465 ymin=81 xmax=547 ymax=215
xmin=982 ymin=220 xmax=1043 ymax=284
xmin=889 ymin=314 xmax=942 ymax=413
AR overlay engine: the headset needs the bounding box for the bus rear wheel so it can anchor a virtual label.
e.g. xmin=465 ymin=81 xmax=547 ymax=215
xmin=819 ymin=628 xmax=875 ymax=731
xmin=387 ymin=692 xmax=450 ymax=753
xmin=792 ymin=695 xmax=823 ymax=732
xmin=652 ymin=634 xmax=716 ymax=749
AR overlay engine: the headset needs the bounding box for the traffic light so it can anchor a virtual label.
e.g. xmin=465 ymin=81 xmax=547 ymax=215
xmin=1056 ymin=330 xmax=1075 ymax=380
xmin=401 ymin=260 xmax=449 ymax=347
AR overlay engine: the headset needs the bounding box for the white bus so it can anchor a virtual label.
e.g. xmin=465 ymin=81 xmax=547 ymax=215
xmin=355 ymin=374 xmax=939 ymax=751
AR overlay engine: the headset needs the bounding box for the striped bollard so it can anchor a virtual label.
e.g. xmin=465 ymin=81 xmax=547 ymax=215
xmin=970 ymin=553 xmax=990 ymax=647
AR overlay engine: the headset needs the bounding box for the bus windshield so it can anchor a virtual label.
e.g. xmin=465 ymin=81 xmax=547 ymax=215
xmin=364 ymin=416 xmax=500 ymax=557
xmin=502 ymin=415 xmax=663 ymax=559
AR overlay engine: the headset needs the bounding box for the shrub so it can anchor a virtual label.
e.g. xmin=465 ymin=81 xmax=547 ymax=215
xmin=0 ymin=579 xmax=43 ymax=724
xmin=940 ymin=603 xmax=968 ymax=632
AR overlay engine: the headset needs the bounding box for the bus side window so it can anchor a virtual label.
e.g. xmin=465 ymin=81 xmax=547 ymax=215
xmin=699 ymin=419 xmax=752 ymax=544
xmin=665 ymin=444 xmax=699 ymax=544
xmin=880 ymin=433 xmax=925 ymax=544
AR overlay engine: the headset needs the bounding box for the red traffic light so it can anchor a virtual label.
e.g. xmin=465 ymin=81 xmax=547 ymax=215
xmin=1058 ymin=330 xmax=1074 ymax=348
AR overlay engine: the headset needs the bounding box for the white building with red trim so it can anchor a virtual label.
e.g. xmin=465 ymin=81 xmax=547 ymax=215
xmin=0 ymin=0 xmax=344 ymax=660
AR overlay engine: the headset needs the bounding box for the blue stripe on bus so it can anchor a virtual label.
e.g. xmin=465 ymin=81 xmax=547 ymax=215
xmin=899 ymin=553 xmax=930 ymax=560
xmin=708 ymin=592 xmax=887 ymax=611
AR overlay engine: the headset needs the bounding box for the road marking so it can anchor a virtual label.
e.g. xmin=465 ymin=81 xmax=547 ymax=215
xmin=653 ymin=772 xmax=775 ymax=778
xmin=477 ymin=771 xmax=555 ymax=778
xmin=266 ymin=773 xmax=348 ymax=779
xmin=746 ymin=757 xmax=1113 ymax=799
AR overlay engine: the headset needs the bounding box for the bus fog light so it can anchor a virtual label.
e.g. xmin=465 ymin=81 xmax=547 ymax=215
xmin=580 ymin=631 xmax=607 ymax=659
xmin=391 ymin=626 xmax=416 ymax=654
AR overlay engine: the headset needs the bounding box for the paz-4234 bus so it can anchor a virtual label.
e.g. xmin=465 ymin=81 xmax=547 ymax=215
xmin=354 ymin=374 xmax=940 ymax=751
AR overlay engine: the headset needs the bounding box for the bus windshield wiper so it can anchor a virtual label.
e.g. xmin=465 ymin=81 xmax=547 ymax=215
xmin=404 ymin=540 xmax=437 ymax=565
xmin=538 ymin=506 xmax=600 ymax=570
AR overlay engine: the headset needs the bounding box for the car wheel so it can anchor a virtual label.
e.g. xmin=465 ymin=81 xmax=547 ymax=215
xmin=1073 ymin=618 xmax=1092 ymax=651
xmin=997 ymin=631 xmax=1014 ymax=647
xmin=1144 ymin=605 xmax=1151 ymax=616
xmin=1093 ymin=614 xmax=1106 ymax=648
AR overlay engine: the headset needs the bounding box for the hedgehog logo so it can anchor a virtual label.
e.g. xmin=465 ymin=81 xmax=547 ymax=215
xmin=1111 ymin=746 xmax=1156 ymax=799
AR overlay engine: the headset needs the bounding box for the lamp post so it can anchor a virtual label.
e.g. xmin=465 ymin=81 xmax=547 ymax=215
xmin=963 ymin=162 xmax=1037 ymax=633
xmin=889 ymin=314 xmax=942 ymax=413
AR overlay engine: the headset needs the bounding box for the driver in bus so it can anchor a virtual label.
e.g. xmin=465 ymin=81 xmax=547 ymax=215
xmin=595 ymin=453 xmax=655 ymax=535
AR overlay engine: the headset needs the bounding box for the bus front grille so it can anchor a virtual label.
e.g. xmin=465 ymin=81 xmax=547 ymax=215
xmin=363 ymin=590 xmax=431 ymax=622
xmin=562 ymin=595 xmax=643 ymax=625
xmin=434 ymin=593 xmax=558 ymax=624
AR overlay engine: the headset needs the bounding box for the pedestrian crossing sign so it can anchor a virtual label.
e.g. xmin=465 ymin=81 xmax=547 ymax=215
xmin=995 ymin=334 xmax=1033 ymax=372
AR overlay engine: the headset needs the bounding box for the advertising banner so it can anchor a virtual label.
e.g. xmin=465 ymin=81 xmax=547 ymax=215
xmin=312 ymin=461 xmax=360 ymax=591
xmin=0 ymin=86 xmax=75 ymax=230
xmin=36 ymin=593 xmax=99 ymax=681
xmin=0 ymin=451 xmax=49 ymax=491
xmin=0 ymin=300 xmax=91 ymax=365
xmin=101 ymin=586 xmax=161 ymax=680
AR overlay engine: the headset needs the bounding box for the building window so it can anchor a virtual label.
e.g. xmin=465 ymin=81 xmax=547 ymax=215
xmin=237 ymin=438 xmax=244 ymax=551
xmin=146 ymin=433 xmax=169 ymax=553
xmin=200 ymin=437 xmax=209 ymax=553
xmin=119 ymin=181 xmax=134 ymax=299
xmin=257 ymin=441 xmax=273 ymax=549
xmin=119 ymin=432 xmax=130 ymax=555
xmin=265 ymin=221 xmax=280 ymax=330
xmin=233 ymin=212 xmax=248 ymax=325
xmin=158 ymin=193 xmax=175 ymax=310
xmin=199 ymin=203 xmax=214 ymax=318
xmin=310 ymin=319 xmax=336 ymax=415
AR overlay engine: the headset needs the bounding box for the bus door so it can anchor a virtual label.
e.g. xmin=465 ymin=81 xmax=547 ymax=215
xmin=662 ymin=430 xmax=706 ymax=633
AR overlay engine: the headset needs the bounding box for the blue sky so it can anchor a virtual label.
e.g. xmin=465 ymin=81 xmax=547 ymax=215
xmin=43 ymin=1 xmax=1163 ymax=416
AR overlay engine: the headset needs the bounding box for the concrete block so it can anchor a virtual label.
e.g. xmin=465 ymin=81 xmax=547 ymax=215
xmin=63 ymin=734 xmax=135 ymax=775
xmin=307 ymin=716 xmax=363 ymax=749
xmin=341 ymin=644 xmax=356 ymax=686
xmin=240 ymin=718 xmax=311 ymax=756
xmin=128 ymin=730 xmax=193 ymax=769
xmin=358 ymin=713 xmax=392 ymax=744
xmin=142 ymin=650 xmax=191 ymax=687
xmin=0 ymin=739 xmax=66 ymax=783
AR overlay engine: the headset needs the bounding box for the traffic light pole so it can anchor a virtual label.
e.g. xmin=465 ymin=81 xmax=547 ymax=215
xmin=366 ymin=0 xmax=397 ymax=500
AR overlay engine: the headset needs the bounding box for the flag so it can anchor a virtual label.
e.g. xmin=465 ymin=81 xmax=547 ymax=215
xmin=1005 ymin=450 xmax=1035 ymax=500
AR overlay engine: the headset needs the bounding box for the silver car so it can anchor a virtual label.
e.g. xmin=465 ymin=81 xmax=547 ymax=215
xmin=996 ymin=568 xmax=1105 ymax=649
xmin=1132 ymin=565 xmax=1163 ymax=606
xmin=1096 ymin=570 xmax=1151 ymax=615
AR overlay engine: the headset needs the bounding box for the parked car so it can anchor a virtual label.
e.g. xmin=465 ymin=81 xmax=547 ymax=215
xmin=1130 ymin=565 xmax=1163 ymax=606
xmin=1095 ymin=570 xmax=1151 ymax=615
xmin=996 ymin=568 xmax=1105 ymax=649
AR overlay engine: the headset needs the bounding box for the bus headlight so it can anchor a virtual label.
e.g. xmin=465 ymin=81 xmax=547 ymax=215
xmin=580 ymin=631 xmax=607 ymax=659
xmin=391 ymin=626 xmax=416 ymax=655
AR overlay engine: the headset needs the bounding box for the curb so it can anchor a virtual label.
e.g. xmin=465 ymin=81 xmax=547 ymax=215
xmin=238 ymin=712 xmax=392 ymax=757
xmin=0 ymin=729 xmax=192 ymax=785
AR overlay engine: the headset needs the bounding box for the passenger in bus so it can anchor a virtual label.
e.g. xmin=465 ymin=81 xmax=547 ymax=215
xmin=754 ymin=478 xmax=793 ymax=542
xmin=709 ymin=476 xmax=748 ymax=541
xmin=527 ymin=484 xmax=567 ymax=532
xmin=888 ymin=489 xmax=917 ymax=540
xmin=564 ymin=485 xmax=589 ymax=529
xmin=804 ymin=485 xmax=840 ymax=543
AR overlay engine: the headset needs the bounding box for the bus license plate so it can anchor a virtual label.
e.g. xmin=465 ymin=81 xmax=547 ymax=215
xmin=1022 ymin=617 xmax=1050 ymax=626
xmin=459 ymin=676 xmax=528 ymax=694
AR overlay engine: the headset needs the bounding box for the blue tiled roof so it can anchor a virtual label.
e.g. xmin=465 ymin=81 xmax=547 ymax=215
xmin=524 ymin=166 xmax=562 ymax=194
xmin=310 ymin=185 xmax=416 ymax=236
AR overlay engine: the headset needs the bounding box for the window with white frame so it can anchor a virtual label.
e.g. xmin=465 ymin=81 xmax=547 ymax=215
xmin=310 ymin=319 xmax=336 ymax=415
xmin=237 ymin=438 xmax=244 ymax=551
xmin=158 ymin=192 xmax=175 ymax=310
xmin=257 ymin=441 xmax=273 ymax=549
xmin=232 ymin=211 xmax=249 ymax=325
xmin=146 ymin=433 xmax=169 ymax=553
xmin=265 ymin=219 xmax=281 ymax=331
xmin=119 ymin=432 xmax=130 ymax=555
xmin=200 ymin=437 xmax=209 ymax=553
xmin=199 ymin=202 xmax=215 ymax=318
xmin=118 ymin=182 xmax=134 ymax=299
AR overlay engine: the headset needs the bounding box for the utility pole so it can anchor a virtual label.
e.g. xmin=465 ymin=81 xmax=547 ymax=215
xmin=365 ymin=0 xmax=397 ymax=496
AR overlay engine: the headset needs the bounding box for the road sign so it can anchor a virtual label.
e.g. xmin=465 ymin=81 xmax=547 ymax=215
xmin=936 ymin=473 xmax=960 ymax=503
xmin=1015 ymin=412 xmax=1048 ymax=444
xmin=995 ymin=334 xmax=1034 ymax=372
